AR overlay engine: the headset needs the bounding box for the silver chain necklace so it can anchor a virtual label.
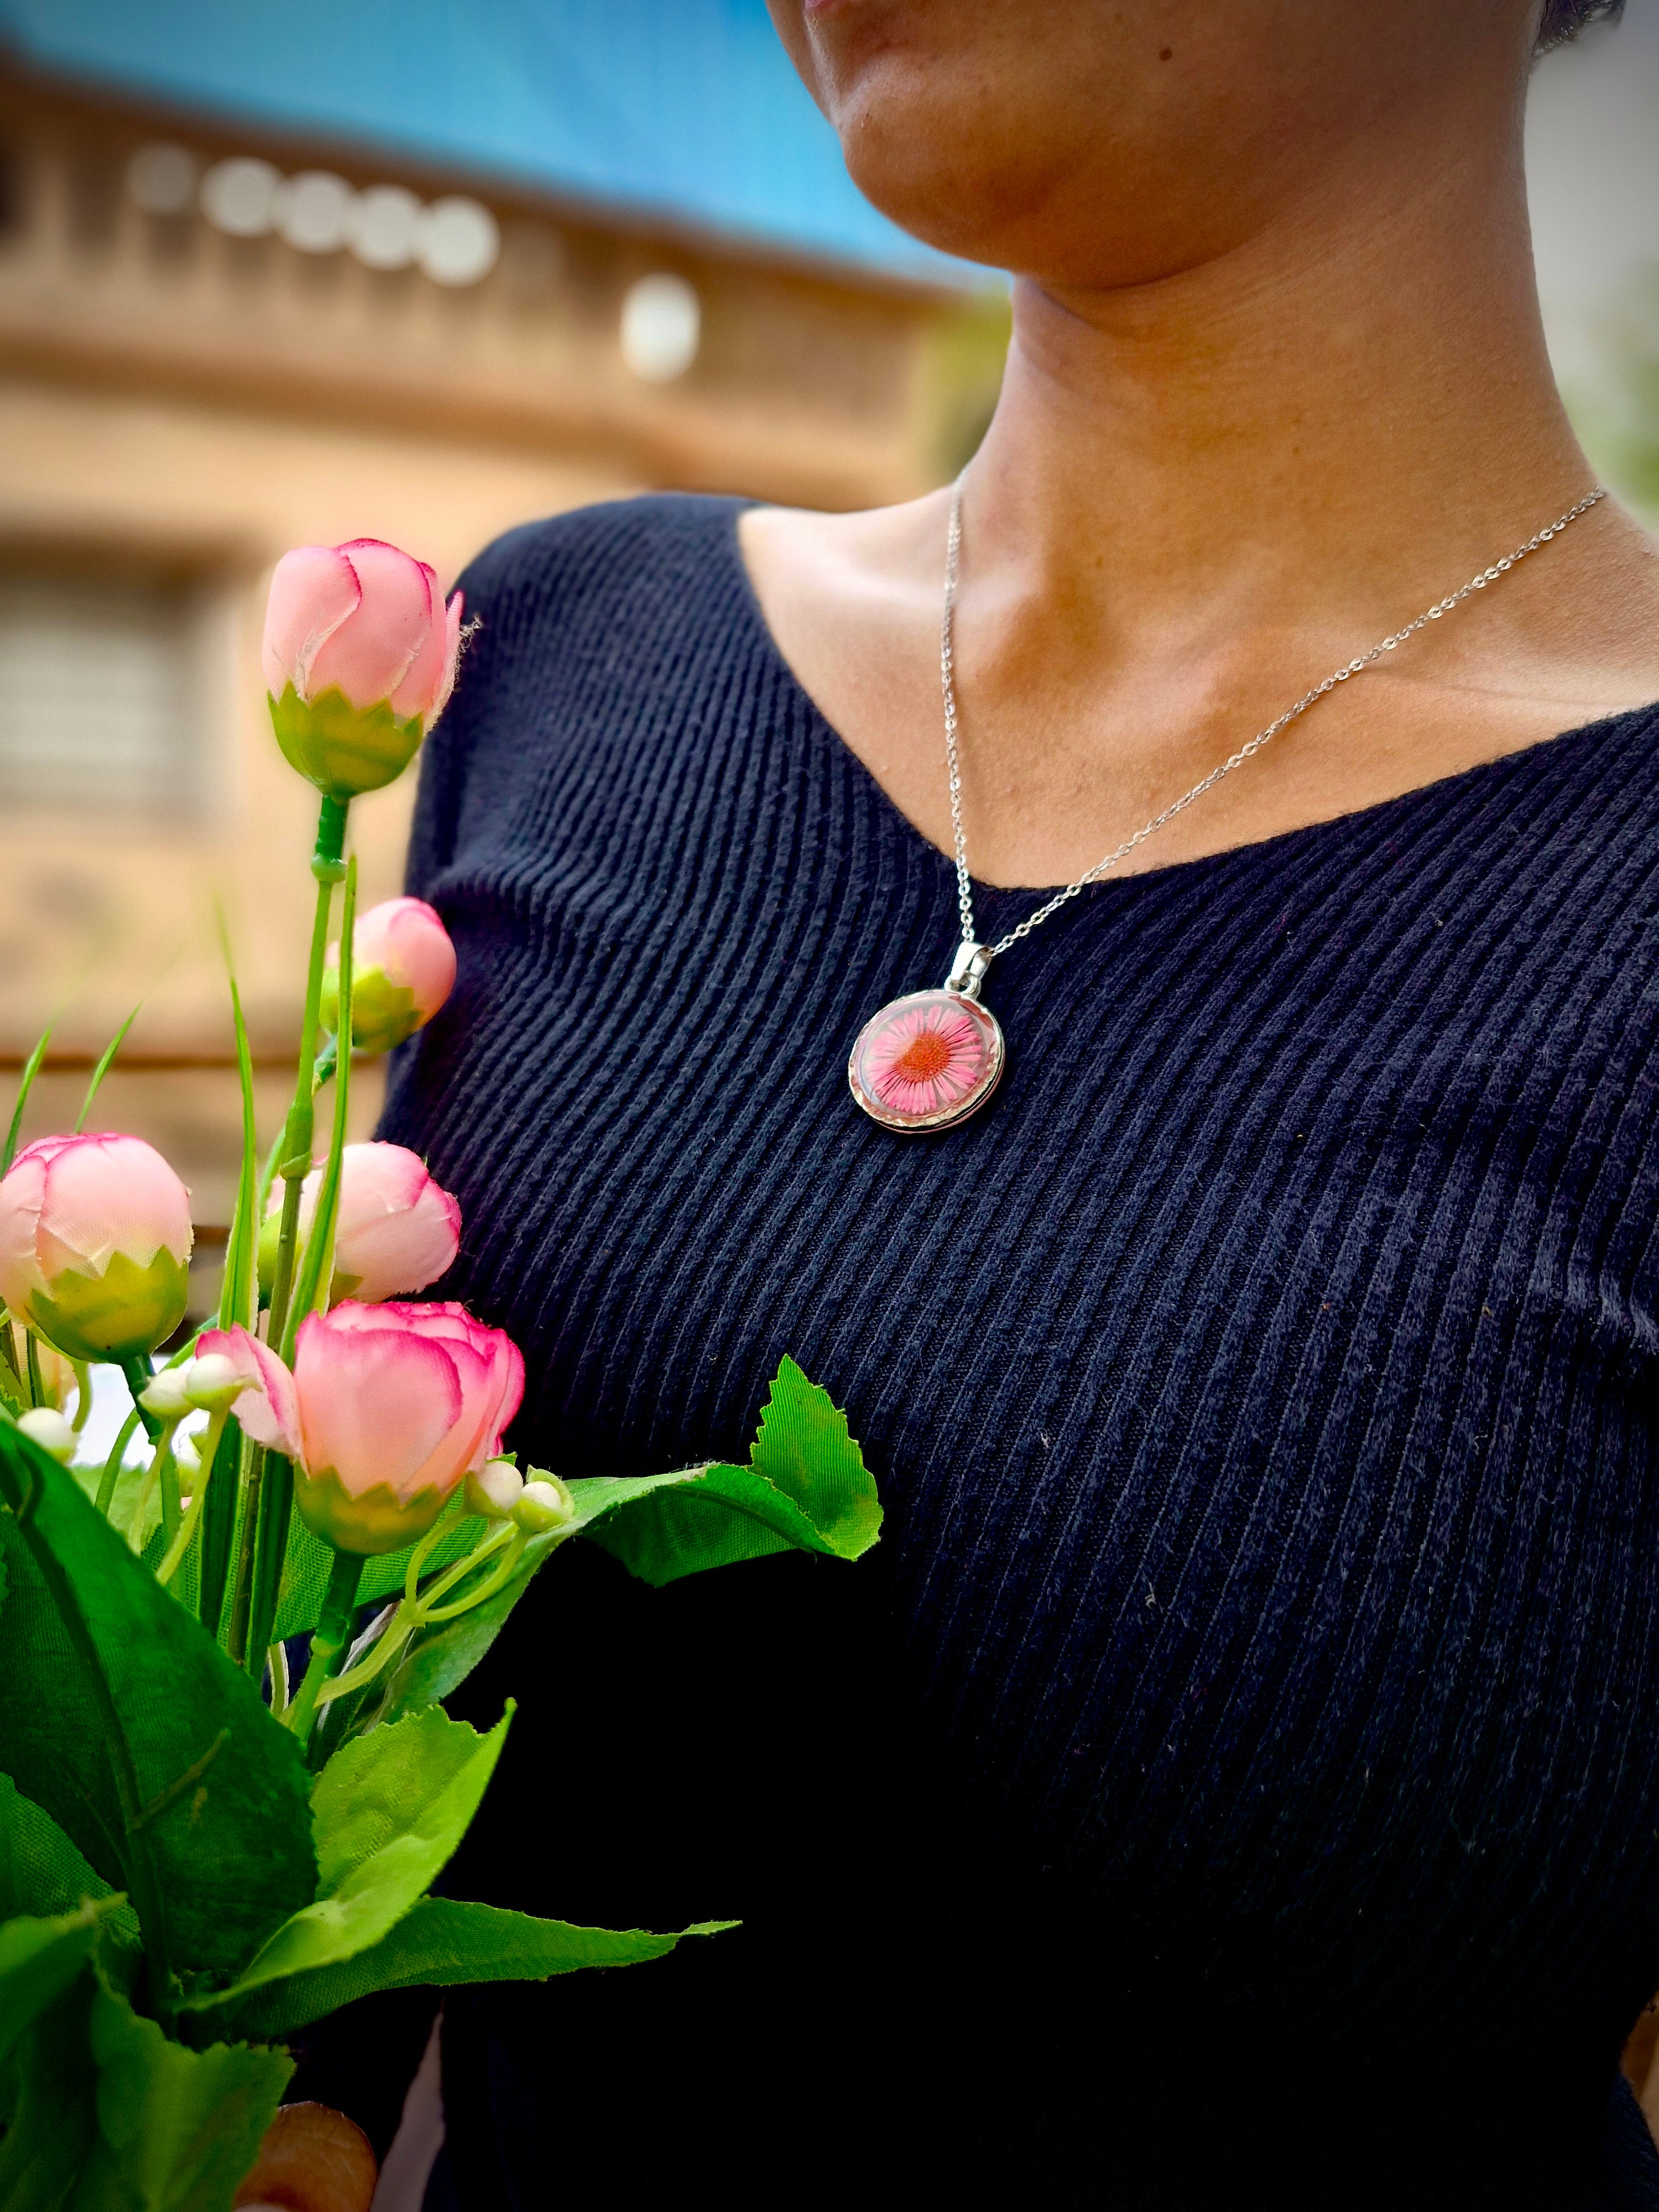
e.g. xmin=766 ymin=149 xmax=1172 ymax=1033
xmin=848 ymin=479 xmax=1606 ymax=1134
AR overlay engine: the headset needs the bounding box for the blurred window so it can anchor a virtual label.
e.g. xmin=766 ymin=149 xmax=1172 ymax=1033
xmin=0 ymin=568 xmax=202 ymax=813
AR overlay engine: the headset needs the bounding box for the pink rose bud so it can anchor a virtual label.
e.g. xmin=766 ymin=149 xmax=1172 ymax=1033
xmin=263 ymin=538 xmax=463 ymax=799
xmin=201 ymin=1301 xmax=524 ymax=1554
xmin=0 ymin=1134 xmax=192 ymax=1363
xmin=319 ymin=898 xmax=456 ymax=1056
xmin=258 ymin=1142 xmax=460 ymax=1306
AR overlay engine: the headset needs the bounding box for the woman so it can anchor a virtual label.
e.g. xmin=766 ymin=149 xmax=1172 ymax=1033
xmin=377 ymin=2 xmax=1659 ymax=2203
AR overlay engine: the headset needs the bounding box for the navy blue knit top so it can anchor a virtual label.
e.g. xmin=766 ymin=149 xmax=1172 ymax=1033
xmin=384 ymin=495 xmax=1659 ymax=2208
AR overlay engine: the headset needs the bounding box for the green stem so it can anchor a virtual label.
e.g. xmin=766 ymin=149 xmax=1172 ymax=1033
xmin=285 ymin=1549 xmax=365 ymax=1749
xmin=156 ymin=1411 xmax=227 ymax=1587
xmin=265 ymin=796 xmax=348 ymax=1359
xmin=119 ymin=1355 xmax=164 ymax=1444
xmin=410 ymin=1520 xmax=516 ymax=1618
xmin=70 ymin=1363 xmax=91 ymax=1433
xmin=262 ymin=1173 xmax=307 ymax=1362
xmin=24 ymin=1332 xmax=44 ymax=1412
xmin=0 ymin=1319 xmax=23 ymax=1406
xmin=419 ymin=1527 xmax=527 ymax=1624
xmin=242 ymin=795 xmax=351 ymax=1674
xmin=195 ymin=1414 xmax=242 ymax=1635
xmin=224 ymin=1443 xmax=264 ymax=1668
xmin=246 ymin=1451 xmax=293 ymax=1677
xmin=155 ymin=1429 xmax=181 ymax=1550
xmin=311 ymin=1599 xmax=415 ymax=1710
xmin=95 ymin=1410 xmax=141 ymax=1516
xmin=315 ymin=1522 xmax=522 ymax=1714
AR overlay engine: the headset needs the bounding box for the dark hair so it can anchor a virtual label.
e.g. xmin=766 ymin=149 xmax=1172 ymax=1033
xmin=1536 ymin=0 xmax=1624 ymax=52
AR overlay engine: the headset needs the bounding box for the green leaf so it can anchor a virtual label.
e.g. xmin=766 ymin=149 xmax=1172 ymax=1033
xmin=180 ymin=1706 xmax=510 ymax=2025
xmin=578 ymin=1358 xmax=883 ymax=1588
xmin=0 ymin=1424 xmax=318 ymax=1990
xmin=0 ymin=1905 xmax=103 ymax=2067
xmin=0 ymin=1967 xmax=97 ymax=2210
xmin=196 ymin=1896 xmax=731 ymax=2043
xmin=748 ymin=1355 xmax=883 ymax=1557
xmin=72 ymin=1972 xmax=290 ymax=2212
xmin=0 ymin=1772 xmax=134 ymax=1934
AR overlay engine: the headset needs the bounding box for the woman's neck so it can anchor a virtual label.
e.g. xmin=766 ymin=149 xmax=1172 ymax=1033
xmin=738 ymin=69 xmax=1659 ymax=890
xmin=968 ymin=88 xmax=1584 ymax=651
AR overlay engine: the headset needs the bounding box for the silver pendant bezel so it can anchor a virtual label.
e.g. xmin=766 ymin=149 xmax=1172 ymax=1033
xmin=847 ymin=986 xmax=1005 ymax=1134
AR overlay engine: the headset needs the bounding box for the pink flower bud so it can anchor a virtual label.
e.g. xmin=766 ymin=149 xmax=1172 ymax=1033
xmin=263 ymin=539 xmax=463 ymax=798
xmin=320 ymin=898 xmax=456 ymax=1056
xmin=263 ymin=541 xmax=461 ymax=723
xmin=201 ymin=1301 xmax=524 ymax=1554
xmin=259 ymin=1142 xmax=460 ymax=1306
xmin=0 ymin=1134 xmax=192 ymax=1361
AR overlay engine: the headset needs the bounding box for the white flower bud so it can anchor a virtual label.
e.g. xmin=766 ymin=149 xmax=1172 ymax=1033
xmin=17 ymin=1407 xmax=76 ymax=1463
xmin=465 ymin=1458 xmax=523 ymax=1520
xmin=181 ymin=1351 xmax=243 ymax=1413
xmin=512 ymin=1475 xmax=575 ymax=1534
xmin=139 ymin=1368 xmax=191 ymax=1418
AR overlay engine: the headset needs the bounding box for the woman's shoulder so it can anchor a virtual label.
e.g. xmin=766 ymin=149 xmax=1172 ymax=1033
xmin=407 ymin=494 xmax=755 ymax=882
xmin=456 ymin=492 xmax=748 ymax=644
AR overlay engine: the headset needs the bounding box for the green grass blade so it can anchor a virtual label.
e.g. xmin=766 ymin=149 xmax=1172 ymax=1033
xmin=73 ymin=998 xmax=145 ymax=1134
xmin=3 ymin=1022 xmax=54 ymax=1175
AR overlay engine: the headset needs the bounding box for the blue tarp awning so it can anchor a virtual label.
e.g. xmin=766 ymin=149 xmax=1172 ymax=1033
xmin=0 ymin=0 xmax=982 ymax=284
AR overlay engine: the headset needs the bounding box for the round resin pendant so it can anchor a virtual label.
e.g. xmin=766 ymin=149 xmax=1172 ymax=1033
xmin=848 ymin=987 xmax=1005 ymax=1134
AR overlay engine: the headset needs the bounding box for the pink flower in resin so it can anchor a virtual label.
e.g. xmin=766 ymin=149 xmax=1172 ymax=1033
xmin=863 ymin=1001 xmax=990 ymax=1118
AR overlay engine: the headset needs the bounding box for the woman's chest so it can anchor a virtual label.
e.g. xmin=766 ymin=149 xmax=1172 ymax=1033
xmin=392 ymin=708 xmax=1659 ymax=2027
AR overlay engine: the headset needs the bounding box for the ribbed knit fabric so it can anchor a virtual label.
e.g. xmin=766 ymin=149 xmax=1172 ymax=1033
xmin=382 ymin=495 xmax=1659 ymax=2209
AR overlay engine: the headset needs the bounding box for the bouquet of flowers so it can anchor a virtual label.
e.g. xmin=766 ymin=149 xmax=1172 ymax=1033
xmin=0 ymin=538 xmax=882 ymax=2207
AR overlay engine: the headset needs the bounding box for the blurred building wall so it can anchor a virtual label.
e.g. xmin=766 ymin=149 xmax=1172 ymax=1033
xmin=0 ymin=55 xmax=1003 ymax=1288
xmin=0 ymin=7 xmax=1653 ymax=1298
xmin=1526 ymin=3 xmax=1659 ymax=519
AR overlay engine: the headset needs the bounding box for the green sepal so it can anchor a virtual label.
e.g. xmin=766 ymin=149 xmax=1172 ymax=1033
xmin=319 ymin=962 xmax=420 ymax=1056
xmin=185 ymin=1897 xmax=732 ymax=2044
xmin=269 ymin=682 xmax=424 ymax=799
xmin=293 ymin=1463 xmax=452 ymax=1556
xmin=25 ymin=1249 xmax=191 ymax=1364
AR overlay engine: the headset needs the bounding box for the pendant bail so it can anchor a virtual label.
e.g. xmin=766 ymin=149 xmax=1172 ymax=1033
xmin=945 ymin=940 xmax=994 ymax=999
